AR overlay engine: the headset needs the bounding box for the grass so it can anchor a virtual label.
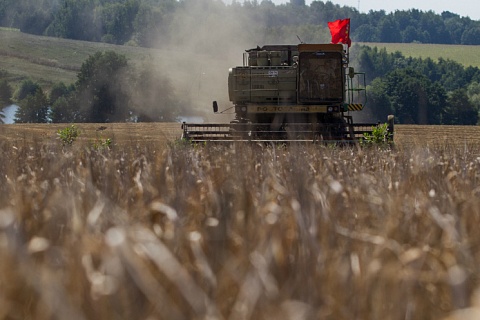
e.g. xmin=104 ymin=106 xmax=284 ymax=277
xmin=0 ymin=27 xmax=20 ymax=32
xmin=0 ymin=29 xmax=202 ymax=91
xmin=1 ymin=124 xmax=480 ymax=319
xmin=0 ymin=29 xmax=159 ymax=89
xmin=360 ymin=42 xmax=480 ymax=68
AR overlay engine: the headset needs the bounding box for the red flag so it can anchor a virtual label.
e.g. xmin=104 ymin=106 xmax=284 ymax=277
xmin=328 ymin=18 xmax=351 ymax=47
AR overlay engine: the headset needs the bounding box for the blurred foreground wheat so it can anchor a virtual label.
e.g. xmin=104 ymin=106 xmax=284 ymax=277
xmin=1 ymin=139 xmax=480 ymax=320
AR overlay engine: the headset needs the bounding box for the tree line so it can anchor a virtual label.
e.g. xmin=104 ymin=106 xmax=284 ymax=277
xmin=1 ymin=0 xmax=479 ymax=47
xmin=0 ymin=51 xmax=186 ymax=123
xmin=358 ymin=46 xmax=480 ymax=125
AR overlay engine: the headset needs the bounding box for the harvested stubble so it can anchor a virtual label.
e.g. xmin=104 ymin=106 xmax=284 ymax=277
xmin=1 ymin=139 xmax=480 ymax=320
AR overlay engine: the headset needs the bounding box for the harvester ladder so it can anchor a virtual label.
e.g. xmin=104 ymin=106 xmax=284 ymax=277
xmin=346 ymin=71 xmax=367 ymax=107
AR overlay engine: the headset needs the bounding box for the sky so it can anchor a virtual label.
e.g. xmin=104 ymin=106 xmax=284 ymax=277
xmin=226 ymin=0 xmax=480 ymax=21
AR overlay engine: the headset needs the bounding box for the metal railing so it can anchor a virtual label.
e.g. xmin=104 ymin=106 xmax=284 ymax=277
xmin=181 ymin=121 xmax=391 ymax=143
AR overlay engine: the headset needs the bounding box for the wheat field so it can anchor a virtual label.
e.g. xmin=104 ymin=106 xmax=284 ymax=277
xmin=1 ymin=123 xmax=480 ymax=319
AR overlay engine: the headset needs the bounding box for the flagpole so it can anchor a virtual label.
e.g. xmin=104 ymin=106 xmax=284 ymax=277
xmin=343 ymin=44 xmax=349 ymax=66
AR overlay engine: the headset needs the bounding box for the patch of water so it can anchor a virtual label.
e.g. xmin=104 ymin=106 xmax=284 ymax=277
xmin=1 ymin=105 xmax=18 ymax=124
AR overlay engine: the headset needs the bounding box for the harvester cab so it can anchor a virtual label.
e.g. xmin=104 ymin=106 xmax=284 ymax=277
xmin=182 ymin=43 xmax=393 ymax=143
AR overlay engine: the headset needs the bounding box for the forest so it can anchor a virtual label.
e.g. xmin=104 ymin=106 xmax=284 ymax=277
xmin=1 ymin=0 xmax=480 ymax=125
xmin=357 ymin=47 xmax=480 ymax=124
xmin=1 ymin=0 xmax=479 ymax=46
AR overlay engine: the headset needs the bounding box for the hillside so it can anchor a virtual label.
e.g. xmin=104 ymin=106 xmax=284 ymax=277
xmin=0 ymin=28 xmax=162 ymax=89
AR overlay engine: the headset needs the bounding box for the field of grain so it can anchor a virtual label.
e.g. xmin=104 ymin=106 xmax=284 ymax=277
xmin=360 ymin=42 xmax=480 ymax=68
xmin=2 ymin=122 xmax=480 ymax=147
xmin=0 ymin=123 xmax=183 ymax=146
xmin=1 ymin=123 xmax=480 ymax=319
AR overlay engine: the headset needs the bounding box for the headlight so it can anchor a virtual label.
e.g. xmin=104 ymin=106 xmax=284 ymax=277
xmin=328 ymin=107 xmax=333 ymax=112
xmin=241 ymin=106 xmax=247 ymax=112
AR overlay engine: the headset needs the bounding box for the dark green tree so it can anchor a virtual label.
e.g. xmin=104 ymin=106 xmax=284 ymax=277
xmin=0 ymin=79 xmax=12 ymax=107
xmin=436 ymin=58 xmax=471 ymax=92
xmin=443 ymin=13 xmax=466 ymax=44
xmin=461 ymin=26 xmax=480 ymax=45
xmin=14 ymin=79 xmax=41 ymax=101
xmin=366 ymin=78 xmax=394 ymax=122
xmin=0 ymin=0 xmax=56 ymax=35
xmin=132 ymin=4 xmax=164 ymax=47
xmin=385 ymin=68 xmax=446 ymax=124
xmin=76 ymin=51 xmax=129 ymax=122
xmin=0 ymin=74 xmax=13 ymax=124
xmin=100 ymin=1 xmax=139 ymax=44
xmin=45 ymin=0 xmax=99 ymax=41
xmin=353 ymin=24 xmax=379 ymax=42
xmin=358 ymin=46 xmax=399 ymax=82
xmin=378 ymin=16 xmax=401 ymax=43
xmin=443 ymin=88 xmax=478 ymax=125
xmin=419 ymin=11 xmax=451 ymax=44
xmin=401 ymin=25 xmax=426 ymax=43
xmin=14 ymin=88 xmax=49 ymax=123
xmin=49 ymin=82 xmax=74 ymax=105
xmin=50 ymin=93 xmax=83 ymax=123
xmin=49 ymin=82 xmax=79 ymax=123
xmin=290 ymin=0 xmax=305 ymax=6
xmin=467 ymin=82 xmax=480 ymax=120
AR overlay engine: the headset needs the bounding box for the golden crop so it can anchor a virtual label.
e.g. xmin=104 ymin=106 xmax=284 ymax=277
xmin=1 ymin=124 xmax=480 ymax=319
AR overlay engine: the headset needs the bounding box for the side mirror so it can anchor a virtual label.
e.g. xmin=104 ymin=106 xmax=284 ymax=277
xmin=348 ymin=67 xmax=355 ymax=79
xmin=213 ymin=101 xmax=218 ymax=113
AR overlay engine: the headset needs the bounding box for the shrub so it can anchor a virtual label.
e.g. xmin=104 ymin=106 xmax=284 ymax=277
xmin=91 ymin=137 xmax=112 ymax=150
xmin=363 ymin=123 xmax=392 ymax=145
xmin=57 ymin=124 xmax=79 ymax=145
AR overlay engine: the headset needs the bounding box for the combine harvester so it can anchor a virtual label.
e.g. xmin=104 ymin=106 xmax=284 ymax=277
xmin=182 ymin=20 xmax=394 ymax=144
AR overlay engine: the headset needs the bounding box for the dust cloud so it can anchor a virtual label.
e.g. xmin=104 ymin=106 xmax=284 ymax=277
xmin=140 ymin=1 xmax=267 ymax=122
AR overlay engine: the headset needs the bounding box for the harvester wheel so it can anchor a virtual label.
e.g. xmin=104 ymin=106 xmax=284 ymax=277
xmin=230 ymin=119 xmax=251 ymax=140
xmin=320 ymin=117 xmax=348 ymax=141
